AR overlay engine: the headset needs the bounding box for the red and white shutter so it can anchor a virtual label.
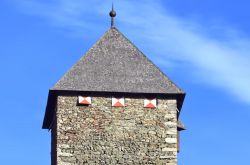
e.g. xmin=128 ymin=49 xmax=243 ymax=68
xmin=112 ymin=97 xmax=125 ymax=107
xmin=78 ymin=96 xmax=91 ymax=105
xmin=144 ymin=98 xmax=157 ymax=108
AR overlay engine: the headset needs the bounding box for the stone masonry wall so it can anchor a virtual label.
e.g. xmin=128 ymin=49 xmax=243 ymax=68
xmin=55 ymin=96 xmax=178 ymax=165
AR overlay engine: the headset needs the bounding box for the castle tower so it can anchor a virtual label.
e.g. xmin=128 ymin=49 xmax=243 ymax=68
xmin=43 ymin=7 xmax=185 ymax=165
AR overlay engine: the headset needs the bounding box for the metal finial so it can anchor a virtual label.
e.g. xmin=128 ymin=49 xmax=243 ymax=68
xmin=109 ymin=3 xmax=116 ymax=27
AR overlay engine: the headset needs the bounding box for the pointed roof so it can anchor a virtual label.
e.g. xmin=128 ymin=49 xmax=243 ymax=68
xmin=52 ymin=28 xmax=184 ymax=94
xmin=42 ymin=27 xmax=186 ymax=129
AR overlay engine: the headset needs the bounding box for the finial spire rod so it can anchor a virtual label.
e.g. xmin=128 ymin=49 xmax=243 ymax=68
xmin=109 ymin=3 xmax=116 ymax=27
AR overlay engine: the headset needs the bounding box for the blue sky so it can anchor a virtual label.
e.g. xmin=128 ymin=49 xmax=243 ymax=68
xmin=0 ymin=0 xmax=250 ymax=164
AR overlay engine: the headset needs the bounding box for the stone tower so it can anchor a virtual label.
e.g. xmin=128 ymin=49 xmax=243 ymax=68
xmin=42 ymin=7 xmax=185 ymax=165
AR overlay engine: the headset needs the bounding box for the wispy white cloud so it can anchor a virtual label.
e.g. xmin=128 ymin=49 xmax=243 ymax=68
xmin=13 ymin=0 xmax=250 ymax=104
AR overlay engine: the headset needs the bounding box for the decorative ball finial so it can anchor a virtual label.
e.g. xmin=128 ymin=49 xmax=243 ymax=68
xmin=109 ymin=3 xmax=116 ymax=27
xmin=109 ymin=4 xmax=116 ymax=17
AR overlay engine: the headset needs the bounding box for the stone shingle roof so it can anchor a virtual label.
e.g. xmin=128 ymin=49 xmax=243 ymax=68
xmin=52 ymin=27 xmax=184 ymax=94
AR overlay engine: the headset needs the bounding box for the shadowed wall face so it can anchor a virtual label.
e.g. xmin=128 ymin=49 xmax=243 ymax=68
xmin=53 ymin=96 xmax=178 ymax=164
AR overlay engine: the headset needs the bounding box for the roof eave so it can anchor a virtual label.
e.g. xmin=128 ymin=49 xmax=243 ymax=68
xmin=42 ymin=90 xmax=57 ymax=129
xmin=42 ymin=89 xmax=185 ymax=129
